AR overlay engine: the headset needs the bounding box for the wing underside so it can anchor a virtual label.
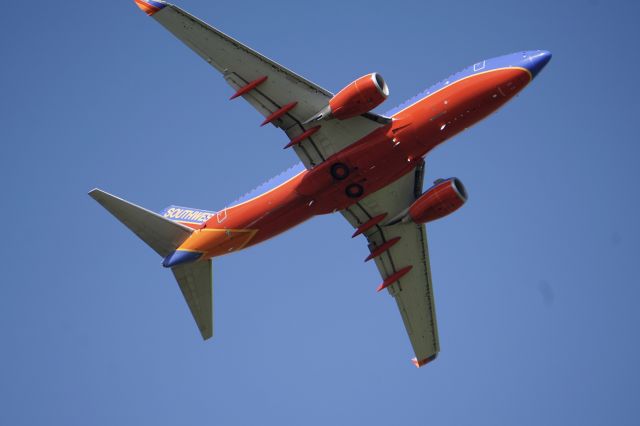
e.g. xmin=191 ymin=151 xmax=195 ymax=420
xmin=143 ymin=1 xmax=386 ymax=167
xmin=341 ymin=163 xmax=440 ymax=366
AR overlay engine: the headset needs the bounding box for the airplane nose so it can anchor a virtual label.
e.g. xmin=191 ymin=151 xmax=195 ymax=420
xmin=524 ymin=50 xmax=552 ymax=78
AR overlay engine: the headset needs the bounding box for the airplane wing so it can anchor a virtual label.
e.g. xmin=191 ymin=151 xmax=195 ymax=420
xmin=340 ymin=162 xmax=440 ymax=367
xmin=136 ymin=0 xmax=388 ymax=168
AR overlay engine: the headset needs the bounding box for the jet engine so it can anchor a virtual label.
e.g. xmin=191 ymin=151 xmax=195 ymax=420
xmin=389 ymin=178 xmax=468 ymax=225
xmin=304 ymin=73 xmax=389 ymax=123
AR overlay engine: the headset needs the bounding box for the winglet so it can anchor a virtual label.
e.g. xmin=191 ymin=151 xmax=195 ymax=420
xmin=134 ymin=0 xmax=167 ymax=16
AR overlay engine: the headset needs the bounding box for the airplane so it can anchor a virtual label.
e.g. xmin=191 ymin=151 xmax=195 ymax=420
xmin=90 ymin=0 xmax=551 ymax=367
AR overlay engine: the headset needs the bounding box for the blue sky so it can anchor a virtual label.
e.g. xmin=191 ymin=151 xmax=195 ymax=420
xmin=2 ymin=0 xmax=639 ymax=424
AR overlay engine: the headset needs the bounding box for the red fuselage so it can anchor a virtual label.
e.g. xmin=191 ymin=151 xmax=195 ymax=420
xmin=177 ymin=60 xmax=537 ymax=259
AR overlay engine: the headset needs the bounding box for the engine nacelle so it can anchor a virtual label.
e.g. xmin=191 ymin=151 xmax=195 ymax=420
xmin=388 ymin=178 xmax=467 ymax=226
xmin=330 ymin=73 xmax=389 ymax=119
xmin=304 ymin=73 xmax=389 ymax=123
xmin=408 ymin=178 xmax=467 ymax=224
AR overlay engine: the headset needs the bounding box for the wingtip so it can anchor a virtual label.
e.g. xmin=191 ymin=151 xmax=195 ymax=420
xmin=411 ymin=354 xmax=438 ymax=368
xmin=134 ymin=0 xmax=167 ymax=16
xmin=88 ymin=188 xmax=104 ymax=199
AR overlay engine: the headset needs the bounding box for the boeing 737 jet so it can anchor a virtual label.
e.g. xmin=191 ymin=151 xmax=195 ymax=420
xmin=90 ymin=0 xmax=551 ymax=367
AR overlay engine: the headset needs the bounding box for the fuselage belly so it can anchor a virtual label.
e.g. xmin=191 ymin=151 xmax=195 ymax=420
xmin=177 ymin=53 xmax=546 ymax=260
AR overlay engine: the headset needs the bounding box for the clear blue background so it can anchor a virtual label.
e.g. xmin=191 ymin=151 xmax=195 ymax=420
xmin=2 ymin=0 xmax=639 ymax=424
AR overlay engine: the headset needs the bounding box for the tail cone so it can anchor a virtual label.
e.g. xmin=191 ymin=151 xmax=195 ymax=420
xmin=162 ymin=250 xmax=203 ymax=268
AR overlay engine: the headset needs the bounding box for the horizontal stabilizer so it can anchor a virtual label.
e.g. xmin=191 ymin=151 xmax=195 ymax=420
xmin=89 ymin=188 xmax=193 ymax=258
xmin=172 ymin=259 xmax=213 ymax=339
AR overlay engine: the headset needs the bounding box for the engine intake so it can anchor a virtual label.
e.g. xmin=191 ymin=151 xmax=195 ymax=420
xmin=304 ymin=73 xmax=389 ymax=123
